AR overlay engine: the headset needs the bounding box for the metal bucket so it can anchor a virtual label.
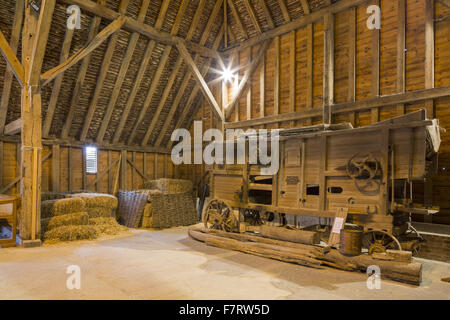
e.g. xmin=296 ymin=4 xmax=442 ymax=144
xmin=339 ymin=229 xmax=363 ymax=256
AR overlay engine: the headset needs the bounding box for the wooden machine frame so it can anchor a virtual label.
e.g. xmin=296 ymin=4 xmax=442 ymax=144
xmin=203 ymin=110 xmax=441 ymax=254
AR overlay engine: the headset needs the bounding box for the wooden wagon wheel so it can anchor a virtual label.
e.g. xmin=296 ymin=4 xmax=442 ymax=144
xmin=202 ymin=199 xmax=239 ymax=232
xmin=362 ymin=230 xmax=402 ymax=254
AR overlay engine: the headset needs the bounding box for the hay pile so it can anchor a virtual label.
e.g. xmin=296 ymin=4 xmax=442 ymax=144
xmin=40 ymin=192 xmax=125 ymax=243
xmin=142 ymin=178 xmax=192 ymax=194
xmin=41 ymin=192 xmax=68 ymax=201
xmin=68 ymin=193 xmax=118 ymax=218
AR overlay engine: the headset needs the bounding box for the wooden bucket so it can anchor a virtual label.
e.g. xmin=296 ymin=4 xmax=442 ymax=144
xmin=339 ymin=229 xmax=363 ymax=256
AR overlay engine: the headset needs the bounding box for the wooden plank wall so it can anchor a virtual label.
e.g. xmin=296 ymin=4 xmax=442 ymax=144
xmin=0 ymin=142 xmax=190 ymax=196
xmin=193 ymin=0 xmax=450 ymax=224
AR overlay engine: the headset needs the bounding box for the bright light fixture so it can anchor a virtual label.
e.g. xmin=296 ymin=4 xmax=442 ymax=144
xmin=221 ymin=67 xmax=234 ymax=83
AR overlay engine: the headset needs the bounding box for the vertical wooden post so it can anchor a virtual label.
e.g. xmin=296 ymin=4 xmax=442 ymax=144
xmin=246 ymin=48 xmax=252 ymax=120
xmin=348 ymin=8 xmax=356 ymax=126
xmin=164 ymin=153 xmax=168 ymax=178
xmin=371 ymin=0 xmax=380 ymax=124
xmin=52 ymin=144 xmax=60 ymax=192
xmin=274 ymin=36 xmax=280 ymax=116
xmin=154 ymin=153 xmax=158 ymax=180
xmin=323 ymin=13 xmax=334 ymax=125
xmin=0 ymin=141 xmax=3 ymax=188
xmin=120 ymin=149 xmax=127 ymax=190
xmin=289 ymin=30 xmax=296 ymax=127
xmin=424 ymin=0 xmax=435 ymax=222
xmin=306 ymin=23 xmax=314 ymax=126
xmin=20 ymin=0 xmax=55 ymax=243
xmin=82 ymin=147 xmax=87 ymax=189
xmin=68 ymin=146 xmax=72 ymax=192
xmin=107 ymin=150 xmax=112 ymax=193
xmin=132 ymin=151 xmax=136 ymax=189
xmin=143 ymin=152 xmax=147 ymax=181
xmin=397 ymin=0 xmax=406 ymax=115
xmin=259 ymin=54 xmax=265 ymax=118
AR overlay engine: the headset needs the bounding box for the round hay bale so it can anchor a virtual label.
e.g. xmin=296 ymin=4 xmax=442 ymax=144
xmin=44 ymin=225 xmax=98 ymax=242
xmin=41 ymin=212 xmax=89 ymax=233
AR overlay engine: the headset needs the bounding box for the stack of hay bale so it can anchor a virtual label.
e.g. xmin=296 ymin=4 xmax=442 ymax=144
xmin=132 ymin=178 xmax=198 ymax=228
xmin=40 ymin=192 xmax=126 ymax=243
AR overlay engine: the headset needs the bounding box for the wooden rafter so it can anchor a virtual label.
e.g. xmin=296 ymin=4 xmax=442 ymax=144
xmin=149 ymin=1 xmax=224 ymax=144
xmin=223 ymin=0 xmax=370 ymax=55
xmin=437 ymin=0 xmax=450 ymax=7
xmin=177 ymin=42 xmax=223 ymax=121
xmin=243 ymin=0 xmax=262 ymax=34
xmin=125 ymin=0 xmax=195 ymax=145
xmin=59 ymin=0 xmax=219 ymax=59
xmin=79 ymin=0 xmax=129 ymax=141
xmin=4 ymin=118 xmax=22 ymax=135
xmin=224 ymin=40 xmax=270 ymax=119
xmin=278 ymin=0 xmax=291 ymax=22
xmin=227 ymin=0 xmax=248 ymax=39
xmin=257 ymin=0 xmax=275 ymax=29
xmin=41 ymin=16 xmax=125 ymax=86
xmin=42 ymin=28 xmax=75 ymax=137
xmin=0 ymin=0 xmax=24 ymax=132
xmin=96 ymin=0 xmax=151 ymax=143
xmin=140 ymin=57 xmax=184 ymax=146
xmin=0 ymin=30 xmax=25 ymax=88
xmin=167 ymin=28 xmax=225 ymax=150
xmin=300 ymin=0 xmax=311 ymax=14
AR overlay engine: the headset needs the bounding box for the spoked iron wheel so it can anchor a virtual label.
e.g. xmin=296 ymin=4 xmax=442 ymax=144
xmin=362 ymin=230 xmax=402 ymax=255
xmin=202 ymin=199 xmax=239 ymax=232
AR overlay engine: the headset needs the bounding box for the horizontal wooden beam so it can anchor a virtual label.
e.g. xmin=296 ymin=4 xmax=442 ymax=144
xmin=225 ymin=85 xmax=450 ymax=129
xmin=41 ymin=16 xmax=125 ymax=86
xmin=0 ymin=30 xmax=24 ymax=87
xmin=0 ymin=135 xmax=170 ymax=154
xmin=4 ymin=118 xmax=22 ymax=135
xmin=58 ymin=0 xmax=219 ymax=59
xmin=222 ymin=0 xmax=370 ymax=55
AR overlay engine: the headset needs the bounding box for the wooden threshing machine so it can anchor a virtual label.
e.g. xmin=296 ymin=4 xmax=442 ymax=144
xmin=202 ymin=110 xmax=442 ymax=255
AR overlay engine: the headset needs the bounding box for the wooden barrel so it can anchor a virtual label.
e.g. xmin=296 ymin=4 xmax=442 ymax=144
xmin=339 ymin=229 xmax=363 ymax=256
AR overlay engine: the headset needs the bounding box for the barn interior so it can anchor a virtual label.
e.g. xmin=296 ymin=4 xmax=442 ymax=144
xmin=0 ymin=0 xmax=449 ymax=300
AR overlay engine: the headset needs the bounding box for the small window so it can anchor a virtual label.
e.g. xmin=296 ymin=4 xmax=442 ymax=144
xmin=85 ymin=146 xmax=97 ymax=174
xmin=306 ymin=184 xmax=320 ymax=195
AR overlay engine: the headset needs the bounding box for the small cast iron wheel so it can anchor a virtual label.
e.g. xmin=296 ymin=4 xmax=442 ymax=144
xmin=202 ymin=199 xmax=239 ymax=232
xmin=362 ymin=230 xmax=402 ymax=254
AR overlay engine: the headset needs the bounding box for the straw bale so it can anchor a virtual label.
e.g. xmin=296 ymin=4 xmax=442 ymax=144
xmin=70 ymin=193 xmax=118 ymax=209
xmin=142 ymin=178 xmax=192 ymax=194
xmin=44 ymin=225 xmax=98 ymax=242
xmin=53 ymin=197 xmax=85 ymax=215
xmin=86 ymin=207 xmax=114 ymax=218
xmin=41 ymin=192 xmax=68 ymax=201
xmin=141 ymin=204 xmax=153 ymax=228
xmin=41 ymin=212 xmax=89 ymax=232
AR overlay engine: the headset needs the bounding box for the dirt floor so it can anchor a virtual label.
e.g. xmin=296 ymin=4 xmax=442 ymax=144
xmin=0 ymin=225 xmax=449 ymax=300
